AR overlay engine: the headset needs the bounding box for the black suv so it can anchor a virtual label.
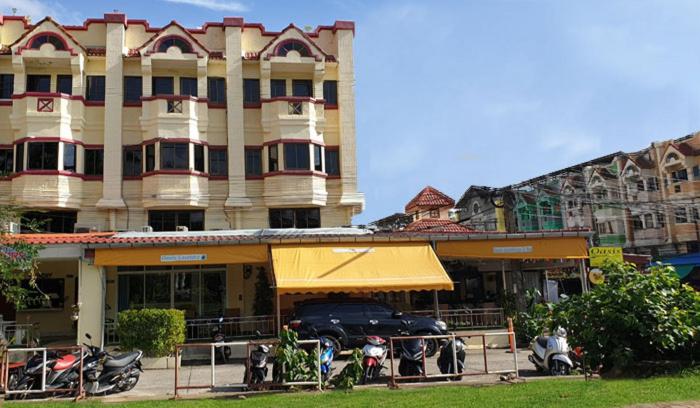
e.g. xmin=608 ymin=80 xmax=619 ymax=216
xmin=289 ymin=299 xmax=448 ymax=356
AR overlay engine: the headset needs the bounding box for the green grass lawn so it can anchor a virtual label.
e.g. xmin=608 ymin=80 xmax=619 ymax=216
xmin=10 ymin=375 xmax=700 ymax=408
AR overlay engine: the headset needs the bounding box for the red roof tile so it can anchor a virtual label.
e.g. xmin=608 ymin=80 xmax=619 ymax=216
xmin=403 ymin=219 xmax=474 ymax=233
xmin=5 ymin=232 xmax=115 ymax=245
xmin=405 ymin=186 xmax=455 ymax=212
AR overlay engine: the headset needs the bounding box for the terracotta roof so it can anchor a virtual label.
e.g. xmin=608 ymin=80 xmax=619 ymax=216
xmin=405 ymin=186 xmax=455 ymax=212
xmin=6 ymin=232 xmax=115 ymax=245
xmin=86 ymin=47 xmax=106 ymax=56
xmin=403 ymin=219 xmax=474 ymax=233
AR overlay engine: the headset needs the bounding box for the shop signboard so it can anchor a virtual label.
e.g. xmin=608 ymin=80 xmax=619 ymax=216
xmin=589 ymin=246 xmax=623 ymax=267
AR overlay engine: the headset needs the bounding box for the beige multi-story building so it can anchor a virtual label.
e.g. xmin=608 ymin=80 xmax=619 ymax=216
xmin=0 ymin=13 xmax=363 ymax=232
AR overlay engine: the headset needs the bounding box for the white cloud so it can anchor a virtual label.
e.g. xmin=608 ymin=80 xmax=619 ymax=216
xmin=161 ymin=0 xmax=247 ymax=12
xmin=538 ymin=131 xmax=602 ymax=161
xmin=0 ymin=0 xmax=82 ymax=24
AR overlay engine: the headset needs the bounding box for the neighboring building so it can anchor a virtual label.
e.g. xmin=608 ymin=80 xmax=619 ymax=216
xmin=0 ymin=14 xmax=363 ymax=233
xmin=453 ymin=186 xmax=515 ymax=232
xmin=404 ymin=186 xmax=455 ymax=221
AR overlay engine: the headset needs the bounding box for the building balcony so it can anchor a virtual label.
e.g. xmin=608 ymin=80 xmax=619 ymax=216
xmin=140 ymin=96 xmax=209 ymax=141
xmin=263 ymin=171 xmax=327 ymax=207
xmin=141 ymin=171 xmax=209 ymax=208
xmin=10 ymin=171 xmax=84 ymax=209
xmin=261 ymin=97 xmax=325 ymax=142
xmin=9 ymin=93 xmax=85 ymax=137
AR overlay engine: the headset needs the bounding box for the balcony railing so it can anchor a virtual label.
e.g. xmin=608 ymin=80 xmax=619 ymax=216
xmin=0 ymin=322 xmax=39 ymax=346
xmin=408 ymin=308 xmax=505 ymax=330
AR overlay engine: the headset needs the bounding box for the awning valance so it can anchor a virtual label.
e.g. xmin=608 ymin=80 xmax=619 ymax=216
xmin=94 ymin=244 xmax=268 ymax=266
xmin=436 ymin=237 xmax=588 ymax=260
xmin=271 ymin=242 xmax=453 ymax=295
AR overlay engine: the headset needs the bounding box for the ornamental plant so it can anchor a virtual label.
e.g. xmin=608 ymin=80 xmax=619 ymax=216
xmin=551 ymin=262 xmax=700 ymax=373
xmin=117 ymin=308 xmax=185 ymax=357
xmin=0 ymin=206 xmax=41 ymax=309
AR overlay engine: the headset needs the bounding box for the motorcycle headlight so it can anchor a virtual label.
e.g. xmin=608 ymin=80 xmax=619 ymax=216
xmin=436 ymin=320 xmax=447 ymax=331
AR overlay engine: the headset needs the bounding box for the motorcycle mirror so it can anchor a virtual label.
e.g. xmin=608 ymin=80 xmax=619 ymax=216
xmin=254 ymin=330 xmax=262 ymax=337
xmin=85 ymin=333 xmax=92 ymax=340
xmin=392 ymin=311 xmax=403 ymax=319
xmin=218 ymin=317 xmax=224 ymax=323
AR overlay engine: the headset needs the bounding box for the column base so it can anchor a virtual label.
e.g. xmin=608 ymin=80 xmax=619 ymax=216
xmin=96 ymin=197 xmax=127 ymax=209
xmin=225 ymin=196 xmax=252 ymax=208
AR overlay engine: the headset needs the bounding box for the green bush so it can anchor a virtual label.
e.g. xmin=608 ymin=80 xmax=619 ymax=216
xmin=551 ymin=262 xmax=700 ymax=373
xmin=117 ymin=308 xmax=185 ymax=357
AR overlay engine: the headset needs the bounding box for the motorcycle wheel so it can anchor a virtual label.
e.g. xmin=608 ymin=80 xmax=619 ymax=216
xmin=119 ymin=372 xmax=140 ymax=392
xmin=549 ymin=359 xmax=570 ymax=376
xmin=361 ymin=366 xmax=372 ymax=385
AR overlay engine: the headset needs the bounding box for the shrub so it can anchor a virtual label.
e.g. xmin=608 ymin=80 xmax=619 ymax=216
xmin=551 ymin=262 xmax=700 ymax=373
xmin=117 ymin=308 xmax=185 ymax=357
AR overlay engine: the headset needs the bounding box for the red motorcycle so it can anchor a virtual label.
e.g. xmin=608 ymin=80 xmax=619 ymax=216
xmin=360 ymin=336 xmax=388 ymax=384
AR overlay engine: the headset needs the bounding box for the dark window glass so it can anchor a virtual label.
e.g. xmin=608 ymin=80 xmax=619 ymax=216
xmin=157 ymin=37 xmax=192 ymax=53
xmin=124 ymin=76 xmax=143 ymax=103
xmin=268 ymin=144 xmax=278 ymax=172
xmin=22 ymin=211 xmax=77 ymax=233
xmin=152 ymin=77 xmax=174 ymax=95
xmin=365 ymin=304 xmax=393 ymax=318
xmin=22 ymin=278 xmax=65 ymax=309
xmin=325 ymin=149 xmax=340 ymax=176
xmin=85 ymin=149 xmax=104 ymax=176
xmin=0 ymin=149 xmax=13 ymax=175
xmin=123 ymin=146 xmax=142 ymax=177
xmin=26 ymin=75 xmax=50 ymax=93
xmin=180 ymin=77 xmax=198 ymax=97
xmin=209 ymin=149 xmax=227 ymax=176
xmin=323 ymin=80 xmax=337 ymax=105
xmin=27 ymin=142 xmax=58 ymax=170
xmin=194 ymin=144 xmax=204 ymax=172
xmin=0 ymin=74 xmax=13 ymax=99
xmin=15 ymin=143 xmax=23 ymax=172
xmin=149 ymin=210 xmax=204 ymax=231
xmin=284 ymin=143 xmax=309 ymax=170
xmin=270 ymin=79 xmax=286 ymax=97
xmin=86 ymin=76 xmax=105 ymax=101
xmin=63 ymin=143 xmax=76 ymax=172
xmin=314 ymin=144 xmax=322 ymax=172
xmin=694 ymin=166 xmax=700 ymax=178
xmin=118 ymin=274 xmax=144 ymax=311
xmin=292 ymin=80 xmax=313 ymax=97
xmin=29 ymin=34 xmax=66 ymax=51
xmin=243 ymin=79 xmax=260 ymax=104
xmin=675 ymin=207 xmax=688 ymax=224
xmin=245 ymin=148 xmax=262 ymax=176
xmin=269 ymin=208 xmax=320 ymax=229
xmin=207 ymin=77 xmax=226 ymax=104
xmin=145 ymin=144 xmax=155 ymax=172
xmin=56 ymin=75 xmax=72 ymax=95
xmin=276 ymin=41 xmax=311 ymax=57
xmin=161 ymin=142 xmax=189 ymax=170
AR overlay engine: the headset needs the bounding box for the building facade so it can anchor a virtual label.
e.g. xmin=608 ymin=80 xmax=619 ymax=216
xmin=0 ymin=14 xmax=364 ymax=233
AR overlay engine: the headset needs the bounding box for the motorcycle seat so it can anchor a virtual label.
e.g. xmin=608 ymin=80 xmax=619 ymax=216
xmin=53 ymin=354 xmax=77 ymax=370
xmin=104 ymin=352 xmax=140 ymax=368
xmin=536 ymin=336 xmax=549 ymax=349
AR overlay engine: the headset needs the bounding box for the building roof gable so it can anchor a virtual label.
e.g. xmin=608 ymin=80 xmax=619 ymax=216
xmin=405 ymin=186 xmax=455 ymax=212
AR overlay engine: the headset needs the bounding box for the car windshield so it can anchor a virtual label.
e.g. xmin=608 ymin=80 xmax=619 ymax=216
xmin=296 ymin=303 xmax=337 ymax=316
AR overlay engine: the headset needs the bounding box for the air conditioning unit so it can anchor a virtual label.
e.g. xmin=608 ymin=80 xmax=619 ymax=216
xmin=176 ymin=226 xmax=189 ymax=232
xmin=74 ymin=224 xmax=98 ymax=233
xmin=7 ymin=222 xmax=20 ymax=234
xmin=141 ymin=225 xmax=154 ymax=233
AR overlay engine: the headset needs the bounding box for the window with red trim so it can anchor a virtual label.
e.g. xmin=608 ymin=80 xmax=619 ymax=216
xmin=29 ymin=34 xmax=66 ymax=51
xmin=157 ymin=37 xmax=193 ymax=53
xmin=276 ymin=40 xmax=311 ymax=57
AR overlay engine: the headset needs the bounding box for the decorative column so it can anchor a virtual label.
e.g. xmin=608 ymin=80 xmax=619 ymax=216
xmin=335 ymin=21 xmax=364 ymax=215
xmin=96 ymin=13 xmax=127 ymax=211
xmin=223 ymin=17 xmax=251 ymax=214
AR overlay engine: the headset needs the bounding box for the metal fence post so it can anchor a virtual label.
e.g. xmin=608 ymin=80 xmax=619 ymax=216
xmin=210 ymin=343 xmax=216 ymax=387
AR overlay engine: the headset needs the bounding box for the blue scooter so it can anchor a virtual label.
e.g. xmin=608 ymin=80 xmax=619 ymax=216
xmin=318 ymin=337 xmax=335 ymax=382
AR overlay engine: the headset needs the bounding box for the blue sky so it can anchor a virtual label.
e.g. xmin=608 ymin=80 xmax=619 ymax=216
xmin=4 ymin=0 xmax=700 ymax=224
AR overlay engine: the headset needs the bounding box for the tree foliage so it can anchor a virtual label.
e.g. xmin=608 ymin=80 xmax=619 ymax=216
xmin=253 ymin=267 xmax=273 ymax=316
xmin=0 ymin=206 xmax=41 ymax=309
xmin=274 ymin=328 xmax=319 ymax=384
xmin=551 ymin=262 xmax=700 ymax=372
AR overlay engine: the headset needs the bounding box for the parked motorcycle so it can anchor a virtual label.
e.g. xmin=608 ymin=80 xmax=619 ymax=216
xmin=360 ymin=335 xmax=388 ymax=384
xmin=82 ymin=333 xmax=143 ymax=395
xmin=244 ymin=342 xmax=272 ymax=385
xmin=318 ymin=336 xmax=335 ymax=382
xmin=211 ymin=317 xmax=232 ymax=363
xmin=437 ymin=336 xmax=465 ymax=380
xmin=13 ymin=348 xmax=85 ymax=396
xmin=528 ymin=327 xmax=574 ymax=376
xmin=397 ymin=328 xmax=425 ymax=377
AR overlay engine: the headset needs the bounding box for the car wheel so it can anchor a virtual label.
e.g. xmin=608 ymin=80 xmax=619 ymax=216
xmin=417 ymin=333 xmax=438 ymax=358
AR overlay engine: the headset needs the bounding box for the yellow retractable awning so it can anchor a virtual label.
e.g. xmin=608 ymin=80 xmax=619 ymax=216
xmin=436 ymin=237 xmax=588 ymax=260
xmin=95 ymin=244 xmax=268 ymax=266
xmin=271 ymin=242 xmax=453 ymax=295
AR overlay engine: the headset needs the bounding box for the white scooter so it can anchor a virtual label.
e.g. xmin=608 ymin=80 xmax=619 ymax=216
xmin=528 ymin=327 xmax=574 ymax=376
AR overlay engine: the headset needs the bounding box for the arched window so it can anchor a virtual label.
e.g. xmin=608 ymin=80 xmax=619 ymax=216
xmin=472 ymin=202 xmax=480 ymax=215
xmin=666 ymin=153 xmax=679 ymax=164
xmin=157 ymin=37 xmax=193 ymax=53
xmin=276 ymin=40 xmax=311 ymax=57
xmin=29 ymin=33 xmax=66 ymax=51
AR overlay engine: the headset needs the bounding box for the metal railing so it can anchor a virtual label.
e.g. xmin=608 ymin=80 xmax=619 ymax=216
xmin=184 ymin=315 xmax=282 ymax=341
xmin=409 ymin=308 xmax=505 ymax=329
xmin=1 ymin=323 xmax=39 ymax=347
xmin=173 ymin=339 xmax=321 ymax=398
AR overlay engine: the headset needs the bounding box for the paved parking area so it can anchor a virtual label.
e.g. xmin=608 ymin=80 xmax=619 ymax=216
xmin=104 ymin=347 xmax=537 ymax=400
